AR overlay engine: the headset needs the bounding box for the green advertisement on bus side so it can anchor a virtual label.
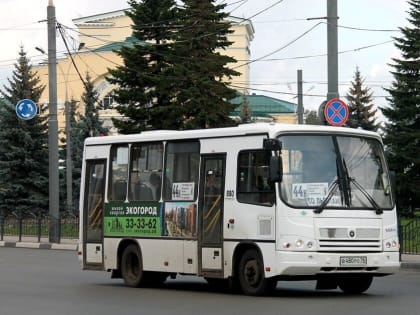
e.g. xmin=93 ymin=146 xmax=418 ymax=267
xmin=104 ymin=201 xmax=163 ymax=237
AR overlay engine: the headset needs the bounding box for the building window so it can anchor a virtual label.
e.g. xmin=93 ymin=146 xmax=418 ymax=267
xmin=102 ymin=93 xmax=115 ymax=109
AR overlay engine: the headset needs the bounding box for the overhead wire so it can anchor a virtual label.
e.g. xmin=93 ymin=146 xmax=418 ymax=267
xmin=232 ymin=22 xmax=323 ymax=69
xmin=0 ymin=2 xmax=401 ymax=101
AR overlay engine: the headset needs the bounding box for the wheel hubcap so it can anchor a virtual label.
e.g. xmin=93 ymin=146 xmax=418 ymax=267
xmin=244 ymin=260 xmax=260 ymax=287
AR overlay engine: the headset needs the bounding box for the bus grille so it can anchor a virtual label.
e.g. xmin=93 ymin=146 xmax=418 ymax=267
xmin=318 ymin=227 xmax=381 ymax=251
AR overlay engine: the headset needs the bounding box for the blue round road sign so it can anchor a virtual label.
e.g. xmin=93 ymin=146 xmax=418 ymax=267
xmin=16 ymin=99 xmax=38 ymax=120
xmin=324 ymin=98 xmax=349 ymax=126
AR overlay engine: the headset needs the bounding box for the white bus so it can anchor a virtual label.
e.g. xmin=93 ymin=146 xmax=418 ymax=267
xmin=78 ymin=123 xmax=400 ymax=295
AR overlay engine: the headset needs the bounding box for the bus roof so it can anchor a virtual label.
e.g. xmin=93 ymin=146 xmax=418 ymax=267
xmin=84 ymin=123 xmax=382 ymax=146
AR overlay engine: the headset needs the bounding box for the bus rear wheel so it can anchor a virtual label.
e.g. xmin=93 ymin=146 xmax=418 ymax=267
xmin=121 ymin=244 xmax=144 ymax=287
xmin=238 ymin=249 xmax=275 ymax=296
xmin=338 ymin=275 xmax=373 ymax=294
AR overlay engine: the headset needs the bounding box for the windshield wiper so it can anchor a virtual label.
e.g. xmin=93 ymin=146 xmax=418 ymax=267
xmin=313 ymin=178 xmax=340 ymax=214
xmin=314 ymin=154 xmax=350 ymax=214
xmin=348 ymin=177 xmax=383 ymax=215
xmin=341 ymin=158 xmax=383 ymax=215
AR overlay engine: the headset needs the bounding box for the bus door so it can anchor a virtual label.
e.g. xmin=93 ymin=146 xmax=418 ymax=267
xmin=82 ymin=159 xmax=106 ymax=269
xmin=198 ymin=154 xmax=226 ymax=276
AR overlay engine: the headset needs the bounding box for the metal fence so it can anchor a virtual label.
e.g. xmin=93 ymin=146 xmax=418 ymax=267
xmin=0 ymin=212 xmax=78 ymax=242
xmin=400 ymin=219 xmax=420 ymax=255
xmin=0 ymin=212 xmax=419 ymax=255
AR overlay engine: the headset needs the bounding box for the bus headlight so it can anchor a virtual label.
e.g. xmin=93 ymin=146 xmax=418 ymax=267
xmin=384 ymin=239 xmax=399 ymax=251
xmin=281 ymin=237 xmax=316 ymax=250
xmin=295 ymin=239 xmax=303 ymax=248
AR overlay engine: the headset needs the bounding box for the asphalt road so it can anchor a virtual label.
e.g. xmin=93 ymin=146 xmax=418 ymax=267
xmin=0 ymin=247 xmax=419 ymax=315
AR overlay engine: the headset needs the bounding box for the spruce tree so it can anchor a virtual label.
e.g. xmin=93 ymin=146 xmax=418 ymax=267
xmin=305 ymin=110 xmax=322 ymax=125
xmin=172 ymin=0 xmax=239 ymax=129
xmin=59 ymin=99 xmax=80 ymax=213
xmin=108 ymin=0 xmax=240 ymax=132
xmin=107 ymin=0 xmax=179 ymax=133
xmin=345 ymin=67 xmax=378 ymax=131
xmin=77 ymin=73 xmax=108 ymax=138
xmin=70 ymin=74 xmax=108 ymax=211
xmin=381 ymin=0 xmax=420 ymax=213
xmin=0 ymin=46 xmax=48 ymax=216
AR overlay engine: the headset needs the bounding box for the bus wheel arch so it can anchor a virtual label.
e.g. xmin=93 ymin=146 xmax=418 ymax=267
xmin=119 ymin=241 xmax=145 ymax=288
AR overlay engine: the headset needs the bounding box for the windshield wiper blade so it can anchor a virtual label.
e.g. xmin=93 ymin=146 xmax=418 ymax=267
xmin=348 ymin=178 xmax=383 ymax=215
xmin=314 ymin=179 xmax=340 ymax=214
xmin=341 ymin=159 xmax=352 ymax=207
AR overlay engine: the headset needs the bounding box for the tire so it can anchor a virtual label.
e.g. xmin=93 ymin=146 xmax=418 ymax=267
xmin=238 ymin=249 xmax=275 ymax=296
xmin=338 ymin=275 xmax=373 ymax=294
xmin=121 ymin=244 xmax=144 ymax=288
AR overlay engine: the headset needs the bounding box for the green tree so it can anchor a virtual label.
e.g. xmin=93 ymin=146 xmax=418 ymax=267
xmin=170 ymin=0 xmax=239 ymax=129
xmin=77 ymin=73 xmax=108 ymax=138
xmin=108 ymin=0 xmax=239 ymax=133
xmin=107 ymin=0 xmax=179 ymax=133
xmin=381 ymin=0 xmax=420 ymax=213
xmin=0 ymin=46 xmax=48 ymax=216
xmin=346 ymin=67 xmax=378 ymax=131
xmin=304 ymin=109 xmax=322 ymax=125
xmin=59 ymin=99 xmax=81 ymax=213
xmin=71 ymin=74 xmax=109 ymax=211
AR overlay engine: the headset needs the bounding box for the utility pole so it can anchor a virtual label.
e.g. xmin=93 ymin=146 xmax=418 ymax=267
xmin=327 ymin=0 xmax=339 ymax=101
xmin=297 ymin=70 xmax=304 ymax=124
xmin=47 ymin=0 xmax=60 ymax=243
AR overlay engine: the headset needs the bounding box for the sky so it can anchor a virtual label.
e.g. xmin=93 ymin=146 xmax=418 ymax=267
xmin=0 ymin=0 xmax=412 ymax=116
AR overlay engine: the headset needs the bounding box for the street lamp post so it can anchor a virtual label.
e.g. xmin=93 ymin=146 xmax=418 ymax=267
xmin=36 ymin=47 xmax=73 ymax=215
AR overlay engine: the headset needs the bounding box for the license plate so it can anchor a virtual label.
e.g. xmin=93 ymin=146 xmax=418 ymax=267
xmin=340 ymin=256 xmax=367 ymax=267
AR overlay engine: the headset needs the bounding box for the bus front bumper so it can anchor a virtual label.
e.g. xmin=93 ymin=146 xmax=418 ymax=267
xmin=269 ymin=251 xmax=400 ymax=277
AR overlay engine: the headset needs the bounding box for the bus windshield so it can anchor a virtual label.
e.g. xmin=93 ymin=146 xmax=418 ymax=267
xmin=279 ymin=134 xmax=393 ymax=210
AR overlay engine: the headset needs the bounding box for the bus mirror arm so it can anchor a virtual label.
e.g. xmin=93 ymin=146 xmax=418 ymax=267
xmin=263 ymin=138 xmax=282 ymax=151
xmin=269 ymin=155 xmax=283 ymax=183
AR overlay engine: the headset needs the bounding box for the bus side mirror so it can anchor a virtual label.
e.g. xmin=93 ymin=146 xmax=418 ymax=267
xmin=270 ymin=156 xmax=283 ymax=183
xmin=264 ymin=138 xmax=283 ymax=183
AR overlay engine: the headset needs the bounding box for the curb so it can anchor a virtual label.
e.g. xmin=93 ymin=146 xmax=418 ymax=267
xmin=0 ymin=241 xmax=78 ymax=251
xmin=400 ymin=262 xmax=420 ymax=271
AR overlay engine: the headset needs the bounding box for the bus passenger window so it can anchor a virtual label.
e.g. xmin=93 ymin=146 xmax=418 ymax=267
xmin=109 ymin=145 xmax=129 ymax=201
xmin=237 ymin=150 xmax=274 ymax=206
xmin=129 ymin=143 xmax=163 ymax=201
xmin=163 ymin=141 xmax=200 ymax=201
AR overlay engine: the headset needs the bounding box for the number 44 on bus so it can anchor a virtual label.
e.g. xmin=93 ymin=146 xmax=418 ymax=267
xmin=78 ymin=123 xmax=400 ymax=296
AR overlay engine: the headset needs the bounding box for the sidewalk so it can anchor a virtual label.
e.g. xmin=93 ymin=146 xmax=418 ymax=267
xmin=0 ymin=236 xmax=78 ymax=251
xmin=0 ymin=236 xmax=419 ymax=270
xmin=400 ymin=254 xmax=420 ymax=270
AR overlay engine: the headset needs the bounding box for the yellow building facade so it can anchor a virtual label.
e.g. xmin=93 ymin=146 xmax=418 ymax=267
xmin=35 ymin=9 xmax=255 ymax=134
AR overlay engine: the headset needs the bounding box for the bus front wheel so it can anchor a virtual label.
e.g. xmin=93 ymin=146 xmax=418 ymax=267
xmin=238 ymin=249 xmax=275 ymax=296
xmin=121 ymin=244 xmax=144 ymax=287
